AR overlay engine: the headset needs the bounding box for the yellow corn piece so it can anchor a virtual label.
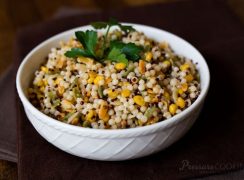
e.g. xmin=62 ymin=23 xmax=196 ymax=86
xmin=56 ymin=59 xmax=64 ymax=68
xmin=152 ymin=96 xmax=159 ymax=103
xmin=147 ymin=89 xmax=154 ymax=94
xmin=61 ymin=100 xmax=73 ymax=110
xmin=163 ymin=60 xmax=171 ymax=67
xmin=86 ymin=110 xmax=95 ymax=122
xmin=40 ymin=86 xmax=45 ymax=92
xmin=176 ymin=97 xmax=186 ymax=108
xmin=88 ymin=71 xmax=97 ymax=79
xmin=77 ymin=57 xmax=94 ymax=64
xmin=98 ymin=101 xmax=109 ymax=121
xmin=159 ymin=41 xmax=169 ymax=49
xmin=169 ymin=104 xmax=178 ymax=115
xmin=164 ymin=91 xmax=170 ymax=100
xmin=87 ymin=78 xmax=95 ymax=84
xmin=58 ymin=85 xmax=65 ymax=95
xmin=105 ymin=77 xmax=112 ymax=84
xmin=115 ymin=63 xmax=126 ymax=70
xmin=55 ymin=77 xmax=63 ymax=85
xmin=178 ymin=88 xmax=184 ymax=95
xmin=181 ymin=83 xmax=188 ymax=92
xmin=94 ymin=75 xmax=104 ymax=85
xmin=121 ymin=89 xmax=131 ymax=98
xmin=71 ymin=117 xmax=79 ymax=125
xmin=35 ymin=80 xmax=43 ymax=86
xmin=180 ymin=63 xmax=190 ymax=71
xmin=139 ymin=60 xmax=146 ymax=74
xmin=133 ymin=95 xmax=145 ymax=106
xmin=84 ymin=97 xmax=89 ymax=102
xmin=86 ymin=91 xmax=91 ymax=97
xmin=185 ymin=74 xmax=193 ymax=82
xmin=138 ymin=119 xmax=144 ymax=126
xmin=123 ymin=82 xmax=130 ymax=86
xmin=43 ymin=79 xmax=48 ymax=86
xmin=107 ymin=89 xmax=118 ymax=99
xmin=41 ymin=66 xmax=48 ymax=73
xmin=145 ymin=52 xmax=153 ymax=62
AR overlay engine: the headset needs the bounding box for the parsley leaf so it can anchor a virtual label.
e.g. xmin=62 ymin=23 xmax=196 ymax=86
xmin=107 ymin=48 xmax=128 ymax=66
xmin=110 ymin=41 xmax=143 ymax=61
xmin=75 ymin=30 xmax=97 ymax=57
xmin=118 ymin=24 xmax=135 ymax=33
xmin=90 ymin=22 xmax=107 ymax=29
xmin=91 ymin=18 xmax=135 ymax=33
xmin=65 ymin=48 xmax=90 ymax=58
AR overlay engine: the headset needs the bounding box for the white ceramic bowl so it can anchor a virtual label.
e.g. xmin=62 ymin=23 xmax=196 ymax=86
xmin=16 ymin=23 xmax=210 ymax=161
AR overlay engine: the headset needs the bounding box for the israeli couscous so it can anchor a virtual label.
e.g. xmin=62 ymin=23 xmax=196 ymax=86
xmin=28 ymin=19 xmax=200 ymax=129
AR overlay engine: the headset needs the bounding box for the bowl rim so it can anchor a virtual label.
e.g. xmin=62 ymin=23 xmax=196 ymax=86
xmin=16 ymin=23 xmax=210 ymax=137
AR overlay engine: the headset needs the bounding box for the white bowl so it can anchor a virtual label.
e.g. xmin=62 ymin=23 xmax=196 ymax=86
xmin=16 ymin=23 xmax=210 ymax=161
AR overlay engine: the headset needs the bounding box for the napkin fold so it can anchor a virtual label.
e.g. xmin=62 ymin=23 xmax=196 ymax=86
xmin=6 ymin=0 xmax=244 ymax=179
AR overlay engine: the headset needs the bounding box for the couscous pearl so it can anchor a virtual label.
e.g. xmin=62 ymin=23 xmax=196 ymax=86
xmin=146 ymin=82 xmax=153 ymax=88
xmin=138 ymin=84 xmax=145 ymax=91
xmin=144 ymin=96 xmax=151 ymax=102
xmin=112 ymin=79 xmax=119 ymax=85
xmin=140 ymin=106 xmax=147 ymax=112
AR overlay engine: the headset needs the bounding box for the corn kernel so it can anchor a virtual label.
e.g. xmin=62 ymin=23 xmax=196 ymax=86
xmin=88 ymin=71 xmax=97 ymax=79
xmin=86 ymin=110 xmax=95 ymax=122
xmin=86 ymin=91 xmax=91 ymax=97
xmin=115 ymin=63 xmax=126 ymax=70
xmin=147 ymin=89 xmax=154 ymax=94
xmin=41 ymin=66 xmax=48 ymax=73
xmin=94 ymin=75 xmax=104 ymax=85
xmin=61 ymin=100 xmax=73 ymax=110
xmin=139 ymin=60 xmax=146 ymax=74
xmin=55 ymin=77 xmax=62 ymax=85
xmin=121 ymin=89 xmax=131 ymax=97
xmin=169 ymin=104 xmax=178 ymax=115
xmin=123 ymin=82 xmax=130 ymax=86
xmin=145 ymin=52 xmax=153 ymax=62
xmin=35 ymin=80 xmax=43 ymax=86
xmin=152 ymin=96 xmax=159 ymax=103
xmin=105 ymin=77 xmax=112 ymax=84
xmin=138 ymin=119 xmax=144 ymax=126
xmin=133 ymin=95 xmax=145 ymax=106
xmin=159 ymin=42 xmax=169 ymax=49
xmin=181 ymin=83 xmax=188 ymax=92
xmin=84 ymin=97 xmax=89 ymax=102
xmin=56 ymin=59 xmax=64 ymax=68
xmin=107 ymin=89 xmax=118 ymax=99
xmin=164 ymin=91 xmax=170 ymax=100
xmin=176 ymin=97 xmax=186 ymax=108
xmin=71 ymin=117 xmax=79 ymax=125
xmin=77 ymin=57 xmax=94 ymax=64
xmin=185 ymin=74 xmax=193 ymax=82
xmin=58 ymin=86 xmax=65 ymax=95
xmin=178 ymin=88 xmax=184 ymax=95
xmin=43 ymin=79 xmax=48 ymax=86
xmin=87 ymin=78 xmax=95 ymax=84
xmin=180 ymin=63 xmax=190 ymax=71
xmin=163 ymin=60 xmax=171 ymax=67
xmin=99 ymin=101 xmax=109 ymax=120
xmin=40 ymin=86 xmax=45 ymax=92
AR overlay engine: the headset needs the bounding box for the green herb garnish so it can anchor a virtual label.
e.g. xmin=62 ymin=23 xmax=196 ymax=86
xmin=65 ymin=18 xmax=142 ymax=66
xmin=107 ymin=48 xmax=128 ymax=66
xmin=65 ymin=30 xmax=97 ymax=59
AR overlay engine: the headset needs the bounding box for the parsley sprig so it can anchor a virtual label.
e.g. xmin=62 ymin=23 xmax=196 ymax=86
xmin=65 ymin=18 xmax=142 ymax=66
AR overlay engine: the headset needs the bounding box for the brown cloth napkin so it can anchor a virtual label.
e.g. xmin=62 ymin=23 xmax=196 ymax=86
xmin=13 ymin=0 xmax=244 ymax=179
xmin=0 ymin=66 xmax=17 ymax=162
